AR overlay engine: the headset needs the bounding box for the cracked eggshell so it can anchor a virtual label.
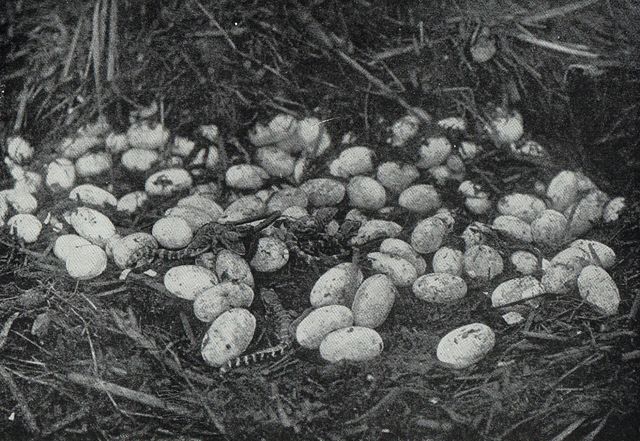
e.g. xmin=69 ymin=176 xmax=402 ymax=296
xmin=105 ymin=132 xmax=129 ymax=154
xmin=8 ymin=214 xmax=42 ymax=243
xmin=75 ymin=151 xmax=112 ymax=177
xmin=7 ymin=136 xmax=34 ymax=164
xmin=299 ymin=117 xmax=332 ymax=157
xmin=462 ymin=222 xmax=491 ymax=249
xmin=438 ymin=116 xmax=466 ymax=132
xmin=54 ymin=234 xmax=93 ymax=261
xmin=250 ymin=237 xmax=289 ymax=272
xmin=164 ymin=265 xmax=218 ymax=300
xmin=531 ymin=210 xmax=568 ymax=248
xmin=46 ymin=158 xmax=76 ymax=192
xmin=463 ymin=245 xmax=504 ymax=283
xmin=388 ymin=113 xmax=421 ymax=147
xmin=411 ymin=217 xmax=447 ymax=254
xmin=145 ymin=168 xmax=193 ymax=196
xmin=603 ymin=197 xmax=625 ymax=223
xmin=497 ymin=193 xmax=546 ymax=223
xmin=296 ymin=305 xmax=354 ymax=349
xmin=465 ymin=195 xmax=492 ymax=215
xmin=379 ymin=238 xmax=426 ymax=275
xmin=433 ymin=208 xmax=456 ymax=232
xmin=492 ymin=215 xmax=533 ymax=242
xmin=398 ymin=184 xmax=441 ymax=214
xmin=126 ymin=121 xmax=170 ymax=150
xmin=65 ymin=244 xmax=107 ymax=280
xmin=329 ymin=146 xmax=374 ymax=178
xmin=69 ymin=184 xmax=117 ymax=208
xmin=569 ymin=239 xmax=615 ymax=269
xmin=486 ymin=110 xmax=523 ymax=144
xmin=266 ymin=187 xmax=308 ymax=213
xmin=309 ymin=262 xmax=363 ymax=307
xmin=319 ymin=326 xmax=384 ymax=363
xmin=542 ymin=263 xmax=580 ymax=294
xmin=491 ymin=276 xmax=544 ymax=307
xmin=201 ymin=308 xmax=256 ymax=367
xmin=215 ymin=249 xmax=254 ymax=287
xmin=458 ymin=141 xmax=482 ymax=160
xmin=376 ymin=161 xmax=420 ymax=193
xmin=225 ymin=164 xmax=268 ymax=190
xmin=111 ymin=232 xmax=158 ymax=269
xmin=300 ymin=178 xmax=346 ymax=207
xmin=429 ymin=165 xmax=453 ymax=185
xmin=416 ymin=137 xmax=452 ymax=169
xmin=117 ymin=191 xmax=149 ymax=214
xmin=350 ymin=219 xmax=402 ymax=246
xmin=436 ymin=323 xmax=495 ymax=369
xmin=63 ymin=207 xmax=117 ymax=247
xmin=347 ymin=176 xmax=386 ymax=210
xmin=193 ymin=282 xmax=255 ymax=323
xmin=351 ymin=274 xmax=397 ymax=328
xmin=255 ymin=146 xmax=295 ymax=178
xmin=2 ymin=189 xmax=37 ymax=214
xmin=567 ymin=190 xmax=609 ymax=237
xmin=577 ymin=266 xmax=619 ymax=316
xmin=432 ymin=247 xmax=464 ymax=276
xmin=171 ymin=136 xmax=196 ymax=157
xmin=367 ymin=252 xmax=418 ymax=287
xmin=413 ymin=273 xmax=467 ymax=303
xmin=152 ymin=216 xmax=193 ymax=249
xmin=547 ymin=170 xmax=579 ymax=212
xmin=13 ymin=171 xmax=42 ymax=194
xmin=121 ymin=148 xmax=159 ymax=172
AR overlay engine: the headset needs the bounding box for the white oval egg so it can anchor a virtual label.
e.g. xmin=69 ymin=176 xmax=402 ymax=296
xmin=250 ymin=237 xmax=289 ymax=272
xmin=225 ymin=164 xmax=269 ymax=190
xmin=177 ymin=195 xmax=223 ymax=219
xmin=398 ymin=184 xmax=441 ymax=214
xmin=215 ymin=249 xmax=255 ymax=287
xmin=300 ymin=178 xmax=346 ymax=207
xmin=63 ymin=207 xmax=117 ymax=247
xmin=491 ymin=276 xmax=544 ymax=307
xmin=436 ymin=323 xmax=495 ymax=369
xmin=164 ymin=265 xmax=218 ymax=300
xmin=8 ymin=214 xmax=42 ymax=243
xmin=309 ymin=262 xmax=363 ymax=307
xmin=117 ymin=191 xmax=149 ymax=214
xmin=351 ymin=274 xmax=397 ymax=328
xmin=255 ymin=146 xmax=296 ymax=178
xmin=530 ymin=209 xmax=568 ymax=248
xmin=65 ymin=244 xmax=108 ymax=280
xmin=110 ymin=232 xmax=158 ymax=269
xmin=413 ymin=273 xmax=467 ymax=303
xmin=2 ymin=189 xmax=38 ymax=214
xmin=376 ymin=161 xmax=420 ymax=193
xmin=201 ymin=308 xmax=256 ymax=367
xmin=350 ymin=219 xmax=402 ymax=246
xmin=193 ymin=281 xmax=254 ymax=322
xmin=497 ymin=193 xmax=546 ymax=223
xmin=319 ymin=327 xmax=384 ymax=363
xmin=577 ymin=266 xmax=619 ymax=316
xmin=492 ymin=215 xmax=533 ymax=242
xmin=411 ymin=217 xmax=447 ymax=254
xmin=54 ymin=234 xmax=93 ymax=261
xmin=431 ymin=247 xmax=464 ymax=276
xmin=121 ymin=148 xmax=159 ymax=172
xmin=218 ymin=196 xmax=266 ymax=224
xmin=164 ymin=205 xmax=215 ymax=231
xmin=145 ymin=168 xmax=193 ymax=196
xmin=416 ymin=137 xmax=452 ymax=169
xmin=463 ymin=245 xmax=504 ymax=283
xmin=567 ymin=190 xmax=609 ymax=237
xmin=379 ymin=238 xmax=427 ymax=275
xmin=296 ymin=305 xmax=354 ymax=349
xmin=69 ymin=184 xmax=117 ymax=208
xmin=75 ymin=151 xmax=112 ymax=177
xmin=347 ymin=176 xmax=386 ymax=210
xmin=546 ymin=170 xmax=579 ymax=212
xmin=366 ymin=252 xmax=417 ymax=287
xmin=126 ymin=121 xmax=170 ymax=150
xmin=152 ymin=216 xmax=193 ymax=249
xmin=329 ymin=146 xmax=374 ymax=178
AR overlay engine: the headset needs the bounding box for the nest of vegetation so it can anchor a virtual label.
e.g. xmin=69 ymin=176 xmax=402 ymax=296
xmin=1 ymin=0 xmax=639 ymax=439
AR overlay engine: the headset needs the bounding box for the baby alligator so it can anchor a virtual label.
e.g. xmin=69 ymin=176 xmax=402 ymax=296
xmin=219 ymin=288 xmax=295 ymax=374
xmin=137 ymin=211 xmax=281 ymax=265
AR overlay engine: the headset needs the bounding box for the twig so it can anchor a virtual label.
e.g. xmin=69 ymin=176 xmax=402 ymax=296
xmin=40 ymin=408 xmax=89 ymax=437
xmin=0 ymin=312 xmax=20 ymax=352
xmin=65 ymin=372 xmax=192 ymax=415
xmin=521 ymin=0 xmax=603 ymax=25
xmin=549 ymin=417 xmax=587 ymax=441
xmin=291 ymin=2 xmax=431 ymax=123
xmin=0 ymin=365 xmax=40 ymax=434
xmin=514 ymin=32 xmax=600 ymax=58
